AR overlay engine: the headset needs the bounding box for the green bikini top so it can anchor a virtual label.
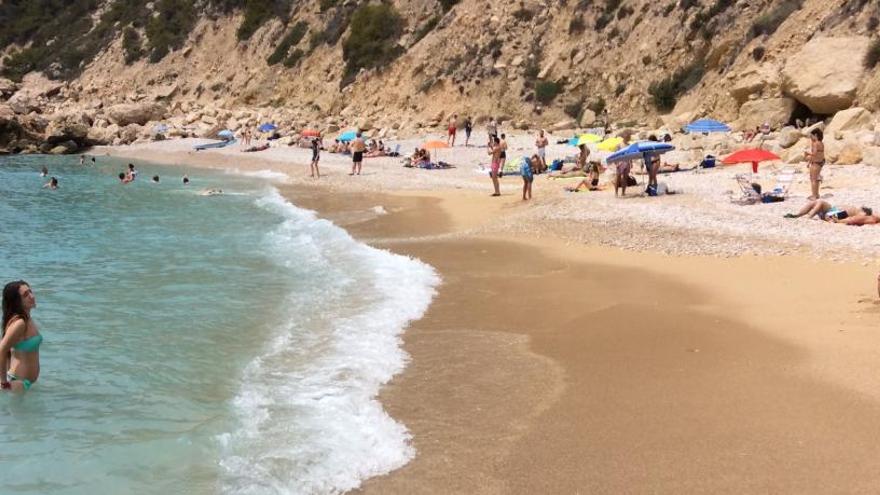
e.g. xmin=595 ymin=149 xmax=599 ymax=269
xmin=13 ymin=333 xmax=42 ymax=352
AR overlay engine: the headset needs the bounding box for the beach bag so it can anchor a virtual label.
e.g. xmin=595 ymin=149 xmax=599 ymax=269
xmin=645 ymin=184 xmax=657 ymax=196
xmin=700 ymin=155 xmax=716 ymax=168
xmin=550 ymin=159 xmax=564 ymax=171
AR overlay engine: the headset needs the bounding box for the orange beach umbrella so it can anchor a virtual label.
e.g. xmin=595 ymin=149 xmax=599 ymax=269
xmin=422 ymin=140 xmax=449 ymax=149
xmin=723 ymin=148 xmax=780 ymax=173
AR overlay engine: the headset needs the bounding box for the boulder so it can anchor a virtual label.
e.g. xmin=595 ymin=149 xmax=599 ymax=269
xmin=738 ymin=97 xmax=796 ymax=130
xmin=8 ymin=93 xmax=41 ymax=115
xmin=106 ymin=103 xmax=166 ymax=126
xmin=86 ymin=126 xmax=117 ymax=145
xmin=835 ymin=142 xmax=863 ymax=164
xmin=579 ymin=109 xmax=597 ymax=127
xmin=45 ymin=116 xmax=89 ymax=145
xmin=0 ymin=78 xmax=17 ymax=99
xmin=729 ymin=65 xmax=779 ymax=103
xmin=118 ymin=124 xmax=141 ymax=144
xmin=862 ymin=146 xmax=880 ymax=167
xmin=549 ymin=118 xmax=577 ymax=132
xmin=781 ymin=37 xmax=870 ymax=114
xmin=825 ymin=107 xmax=873 ymax=136
xmin=778 ymin=126 xmax=802 ymax=148
xmin=48 ymin=140 xmax=78 ymax=155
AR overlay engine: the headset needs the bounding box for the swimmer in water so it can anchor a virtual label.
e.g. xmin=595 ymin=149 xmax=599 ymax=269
xmin=40 ymin=166 xmax=48 ymax=177
xmin=151 ymin=175 xmax=160 ymax=183
xmin=42 ymin=177 xmax=58 ymax=190
xmin=182 ymin=175 xmax=190 ymax=185
xmin=200 ymin=188 xmax=223 ymax=196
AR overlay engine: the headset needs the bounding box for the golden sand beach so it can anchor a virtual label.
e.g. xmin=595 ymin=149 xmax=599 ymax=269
xmin=103 ymin=136 xmax=880 ymax=493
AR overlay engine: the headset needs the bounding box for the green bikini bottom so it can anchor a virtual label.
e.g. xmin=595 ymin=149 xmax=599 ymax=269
xmin=7 ymin=372 xmax=33 ymax=391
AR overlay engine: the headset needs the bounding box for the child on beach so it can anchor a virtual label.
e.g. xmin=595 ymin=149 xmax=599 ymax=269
xmin=521 ymin=155 xmax=537 ymax=200
xmin=310 ymin=137 xmax=321 ymax=178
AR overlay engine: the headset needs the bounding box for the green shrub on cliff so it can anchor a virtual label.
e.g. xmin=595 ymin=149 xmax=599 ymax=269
xmin=267 ymin=21 xmax=308 ymax=65
xmin=238 ymin=0 xmax=292 ymax=41
xmin=341 ymin=4 xmax=404 ymax=85
xmin=146 ymin=0 xmax=197 ymax=62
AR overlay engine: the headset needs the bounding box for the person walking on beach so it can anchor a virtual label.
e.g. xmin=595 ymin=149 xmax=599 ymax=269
xmin=350 ymin=132 xmax=366 ymax=176
xmin=535 ymin=130 xmax=549 ymax=173
xmin=447 ymin=114 xmax=458 ymax=147
xmin=464 ymin=116 xmax=473 ymax=147
xmin=499 ymin=133 xmax=509 ymax=173
xmin=487 ymin=118 xmax=498 ymax=146
xmin=488 ymin=136 xmax=502 ymax=196
xmin=1 ymin=281 xmax=43 ymax=392
xmin=310 ymin=137 xmax=321 ymax=178
xmin=805 ymin=128 xmax=825 ymax=200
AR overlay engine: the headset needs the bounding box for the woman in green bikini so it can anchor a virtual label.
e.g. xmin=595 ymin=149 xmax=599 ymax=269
xmin=1 ymin=281 xmax=42 ymax=392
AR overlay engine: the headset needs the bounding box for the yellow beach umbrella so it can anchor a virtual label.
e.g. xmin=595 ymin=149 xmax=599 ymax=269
xmin=575 ymin=133 xmax=602 ymax=146
xmin=598 ymin=136 xmax=624 ymax=151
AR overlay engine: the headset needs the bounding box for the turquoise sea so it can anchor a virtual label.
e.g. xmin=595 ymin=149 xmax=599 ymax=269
xmin=0 ymin=155 xmax=438 ymax=494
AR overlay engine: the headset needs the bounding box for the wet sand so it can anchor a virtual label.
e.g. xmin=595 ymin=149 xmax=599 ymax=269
xmin=290 ymin=186 xmax=880 ymax=494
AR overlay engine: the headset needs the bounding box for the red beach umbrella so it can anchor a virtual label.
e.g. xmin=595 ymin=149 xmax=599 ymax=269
xmin=723 ymin=148 xmax=781 ymax=173
xmin=301 ymin=129 xmax=321 ymax=137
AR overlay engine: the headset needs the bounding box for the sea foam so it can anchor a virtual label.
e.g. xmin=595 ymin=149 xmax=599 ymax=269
xmin=218 ymin=188 xmax=439 ymax=494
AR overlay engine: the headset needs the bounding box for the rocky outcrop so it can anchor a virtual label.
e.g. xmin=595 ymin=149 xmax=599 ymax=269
xmin=825 ymin=107 xmax=873 ymax=137
xmin=781 ymin=37 xmax=870 ymax=115
xmin=729 ymin=65 xmax=779 ymax=104
xmin=835 ymin=142 xmax=863 ymax=165
xmin=737 ymin=97 xmax=796 ymax=130
xmin=106 ymin=103 xmax=167 ymax=126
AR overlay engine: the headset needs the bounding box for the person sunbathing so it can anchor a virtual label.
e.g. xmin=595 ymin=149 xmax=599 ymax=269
xmin=242 ymin=143 xmax=270 ymax=152
xmin=565 ymin=161 xmax=604 ymax=191
xmin=784 ymin=200 xmax=873 ymax=222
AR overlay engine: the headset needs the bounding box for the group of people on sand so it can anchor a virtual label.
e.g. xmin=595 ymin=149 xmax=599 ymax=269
xmin=446 ymin=114 xmax=474 ymax=147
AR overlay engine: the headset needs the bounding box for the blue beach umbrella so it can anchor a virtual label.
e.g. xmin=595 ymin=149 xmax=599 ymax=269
xmin=218 ymin=129 xmax=235 ymax=139
xmin=685 ymin=118 xmax=730 ymax=134
xmin=258 ymin=123 xmax=278 ymax=133
xmin=152 ymin=123 xmax=168 ymax=134
xmin=337 ymin=130 xmax=359 ymax=142
xmin=606 ymin=142 xmax=675 ymax=167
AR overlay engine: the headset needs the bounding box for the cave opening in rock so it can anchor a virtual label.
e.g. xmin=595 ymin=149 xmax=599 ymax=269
xmin=789 ymin=100 xmax=830 ymax=127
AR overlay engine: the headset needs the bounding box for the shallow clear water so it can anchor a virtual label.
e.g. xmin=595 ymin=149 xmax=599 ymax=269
xmin=0 ymin=155 xmax=438 ymax=494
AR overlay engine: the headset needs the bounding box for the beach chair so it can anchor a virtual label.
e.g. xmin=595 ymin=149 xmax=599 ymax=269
xmin=732 ymin=174 xmax=761 ymax=204
xmin=766 ymin=167 xmax=795 ymax=199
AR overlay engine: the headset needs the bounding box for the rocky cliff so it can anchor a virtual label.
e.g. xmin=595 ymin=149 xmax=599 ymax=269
xmin=1 ymin=0 xmax=879 ymax=153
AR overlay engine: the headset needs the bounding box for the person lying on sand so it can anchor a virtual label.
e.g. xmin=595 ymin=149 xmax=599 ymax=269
xmin=242 ymin=143 xmax=270 ymax=153
xmin=784 ymin=200 xmax=874 ymax=223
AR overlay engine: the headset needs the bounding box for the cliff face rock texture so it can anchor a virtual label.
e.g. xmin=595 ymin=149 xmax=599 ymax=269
xmin=1 ymin=0 xmax=880 ymax=153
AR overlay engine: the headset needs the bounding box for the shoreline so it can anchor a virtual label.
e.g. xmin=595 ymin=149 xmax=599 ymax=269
xmin=102 ymin=141 xmax=880 ymax=493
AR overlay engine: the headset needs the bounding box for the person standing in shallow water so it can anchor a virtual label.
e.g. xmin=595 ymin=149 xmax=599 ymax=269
xmin=0 ymin=281 xmax=42 ymax=392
